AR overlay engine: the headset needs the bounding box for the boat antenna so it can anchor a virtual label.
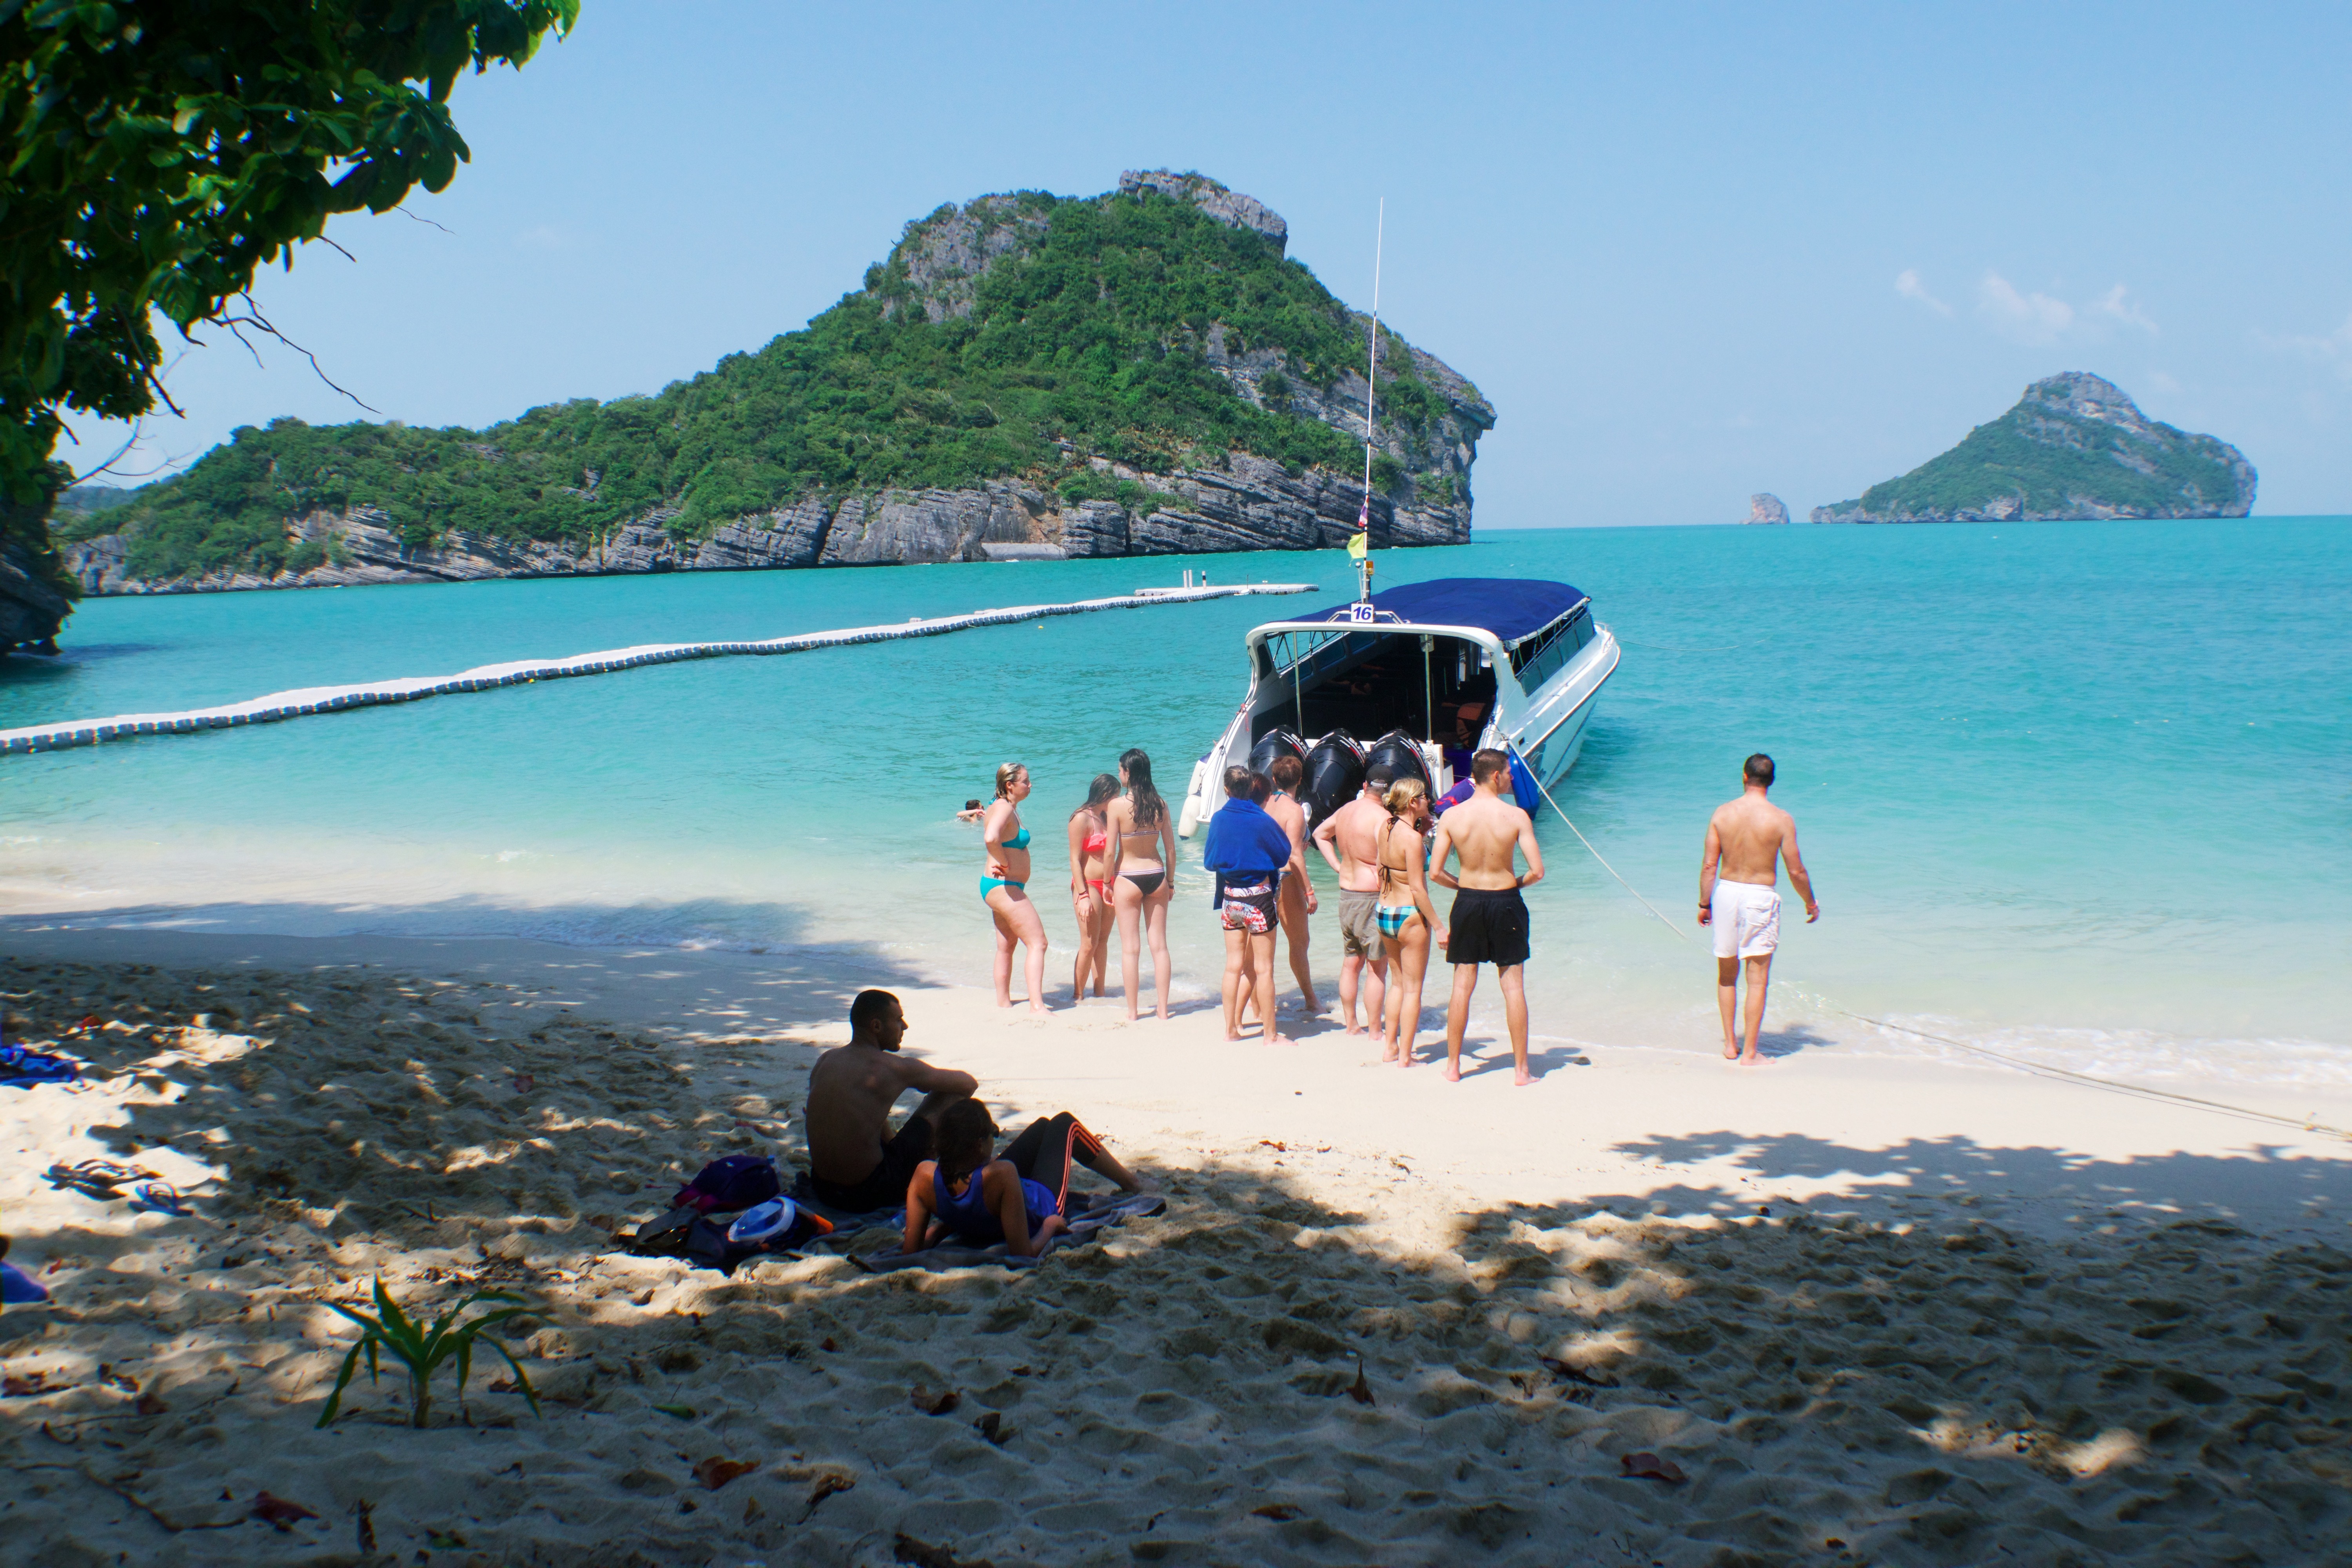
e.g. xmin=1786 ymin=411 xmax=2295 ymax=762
xmin=1351 ymin=198 xmax=1383 ymax=604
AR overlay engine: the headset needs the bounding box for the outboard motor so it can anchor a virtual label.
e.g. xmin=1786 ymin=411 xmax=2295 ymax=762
xmin=1247 ymin=728 xmax=1308 ymax=782
xmin=1364 ymin=729 xmax=1432 ymax=796
xmin=1301 ymin=730 xmax=1367 ymax=828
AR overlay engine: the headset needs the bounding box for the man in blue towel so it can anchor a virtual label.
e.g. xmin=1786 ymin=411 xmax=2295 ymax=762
xmin=1203 ymin=764 xmax=1302 ymax=1045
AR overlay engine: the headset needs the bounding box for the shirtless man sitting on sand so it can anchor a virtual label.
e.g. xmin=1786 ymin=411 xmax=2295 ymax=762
xmin=1312 ymin=763 xmax=1395 ymax=1035
xmin=1429 ymin=749 xmax=1545 ymax=1085
xmin=804 ymin=989 xmax=977 ymax=1210
xmin=1699 ymin=753 xmax=1819 ymax=1065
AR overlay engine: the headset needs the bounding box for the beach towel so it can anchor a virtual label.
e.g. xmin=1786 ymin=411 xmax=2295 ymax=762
xmin=852 ymin=1191 xmax=1166 ymax=1273
xmin=787 ymin=1170 xmax=906 ymax=1238
xmin=1 ymin=1042 xmax=81 ymax=1089
xmin=0 ymin=1261 xmax=48 ymax=1307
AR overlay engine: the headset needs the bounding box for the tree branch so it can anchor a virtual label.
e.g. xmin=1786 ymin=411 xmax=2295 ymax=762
xmin=211 ymin=294 xmax=382 ymax=416
xmin=395 ymin=203 xmax=455 ymax=235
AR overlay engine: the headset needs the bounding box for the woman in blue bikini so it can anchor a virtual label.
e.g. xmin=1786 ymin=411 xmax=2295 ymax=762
xmin=902 ymin=1099 xmax=1145 ymax=1258
xmin=982 ymin=762 xmax=1051 ymax=1015
xmin=1375 ymin=777 xmax=1448 ymax=1067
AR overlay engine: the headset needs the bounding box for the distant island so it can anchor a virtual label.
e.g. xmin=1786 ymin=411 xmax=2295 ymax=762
xmin=59 ymin=171 xmax=1493 ymax=599
xmin=1811 ymin=373 xmax=2255 ymax=523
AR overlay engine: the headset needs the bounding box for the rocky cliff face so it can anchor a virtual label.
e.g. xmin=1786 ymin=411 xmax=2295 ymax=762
xmin=1745 ymin=494 xmax=1789 ymax=524
xmin=1 ymin=467 xmax=75 ymax=651
xmin=1812 ymin=373 xmax=2255 ymax=523
xmin=67 ymin=452 xmax=1451 ymax=595
xmin=65 ymin=171 xmax=1492 ymax=601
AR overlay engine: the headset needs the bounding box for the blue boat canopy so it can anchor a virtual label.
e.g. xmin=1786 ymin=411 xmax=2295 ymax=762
xmin=1293 ymin=577 xmax=1589 ymax=646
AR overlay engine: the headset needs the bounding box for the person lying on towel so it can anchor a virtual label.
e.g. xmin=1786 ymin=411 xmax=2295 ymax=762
xmin=903 ymin=1100 xmax=1145 ymax=1259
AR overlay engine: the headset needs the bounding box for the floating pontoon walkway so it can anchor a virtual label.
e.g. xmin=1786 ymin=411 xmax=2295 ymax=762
xmin=1 ymin=582 xmax=1315 ymax=756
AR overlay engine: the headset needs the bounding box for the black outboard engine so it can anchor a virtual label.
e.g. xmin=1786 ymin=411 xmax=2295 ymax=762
xmin=1364 ymin=729 xmax=1432 ymax=796
xmin=1247 ymin=728 xmax=1308 ymax=782
xmin=1301 ymin=730 xmax=1366 ymax=828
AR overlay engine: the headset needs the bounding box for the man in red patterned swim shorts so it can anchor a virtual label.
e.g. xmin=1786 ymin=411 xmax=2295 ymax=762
xmin=1203 ymin=764 xmax=1301 ymax=1045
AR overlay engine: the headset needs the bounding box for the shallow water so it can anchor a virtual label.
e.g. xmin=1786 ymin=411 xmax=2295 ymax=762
xmin=3 ymin=519 xmax=2346 ymax=1087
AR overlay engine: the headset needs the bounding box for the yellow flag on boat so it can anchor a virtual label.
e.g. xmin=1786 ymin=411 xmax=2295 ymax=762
xmin=1346 ymin=529 xmax=1369 ymax=561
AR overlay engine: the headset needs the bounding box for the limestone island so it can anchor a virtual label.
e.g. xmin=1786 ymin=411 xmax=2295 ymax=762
xmin=1811 ymin=373 xmax=2254 ymax=524
xmin=56 ymin=172 xmax=1492 ymax=600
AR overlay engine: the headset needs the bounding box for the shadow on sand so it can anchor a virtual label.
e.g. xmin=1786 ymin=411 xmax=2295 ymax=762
xmin=2 ymin=951 xmax=2348 ymax=1567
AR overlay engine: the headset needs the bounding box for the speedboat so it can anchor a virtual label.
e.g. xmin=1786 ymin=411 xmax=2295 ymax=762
xmin=1175 ymin=577 xmax=1620 ymax=836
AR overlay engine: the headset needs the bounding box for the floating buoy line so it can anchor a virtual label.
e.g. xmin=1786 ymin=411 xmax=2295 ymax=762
xmin=0 ymin=582 xmax=1316 ymax=757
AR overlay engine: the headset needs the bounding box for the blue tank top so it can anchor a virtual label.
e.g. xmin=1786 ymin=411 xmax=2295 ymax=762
xmin=934 ymin=1162 xmax=1057 ymax=1244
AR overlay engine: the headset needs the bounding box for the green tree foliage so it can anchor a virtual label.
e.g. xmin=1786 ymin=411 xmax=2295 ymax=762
xmin=90 ymin=188 xmax=1469 ymax=581
xmin=1 ymin=0 xmax=577 ymax=590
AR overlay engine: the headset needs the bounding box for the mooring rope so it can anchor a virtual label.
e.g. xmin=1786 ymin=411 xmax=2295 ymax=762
xmin=1615 ymin=639 xmax=1747 ymax=654
xmin=1514 ymin=758 xmax=1691 ymax=943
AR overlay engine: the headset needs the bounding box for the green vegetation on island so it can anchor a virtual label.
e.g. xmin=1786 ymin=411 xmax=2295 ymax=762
xmin=1813 ymin=373 xmax=2255 ymax=523
xmin=69 ymin=181 xmax=1480 ymax=584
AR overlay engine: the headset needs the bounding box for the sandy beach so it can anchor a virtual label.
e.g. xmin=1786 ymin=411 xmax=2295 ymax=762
xmin=2 ymin=926 xmax=2347 ymax=1566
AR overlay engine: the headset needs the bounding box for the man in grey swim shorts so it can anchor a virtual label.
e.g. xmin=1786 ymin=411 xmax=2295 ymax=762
xmin=1314 ymin=764 xmax=1396 ymax=1036
xmin=1699 ymin=753 xmax=1820 ymax=1065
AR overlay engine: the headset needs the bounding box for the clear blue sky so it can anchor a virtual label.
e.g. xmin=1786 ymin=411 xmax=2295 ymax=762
xmin=64 ymin=0 xmax=2352 ymax=524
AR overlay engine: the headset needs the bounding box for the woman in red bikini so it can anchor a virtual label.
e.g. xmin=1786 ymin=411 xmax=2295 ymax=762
xmin=1104 ymin=748 xmax=1177 ymax=1022
xmin=1066 ymin=773 xmax=1120 ymax=1004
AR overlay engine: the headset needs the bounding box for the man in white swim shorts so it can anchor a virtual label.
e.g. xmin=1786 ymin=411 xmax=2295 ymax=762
xmin=1699 ymin=753 xmax=1819 ymax=1065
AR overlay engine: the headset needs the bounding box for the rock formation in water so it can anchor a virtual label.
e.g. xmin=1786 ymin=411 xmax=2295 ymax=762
xmin=59 ymin=172 xmax=1493 ymax=602
xmin=1745 ymin=494 xmax=1789 ymax=525
xmin=1811 ymin=373 xmax=2255 ymax=524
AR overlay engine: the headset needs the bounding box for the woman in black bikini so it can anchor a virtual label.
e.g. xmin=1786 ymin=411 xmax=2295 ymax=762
xmin=1067 ymin=773 xmax=1119 ymax=1004
xmin=1104 ymin=748 xmax=1177 ymax=1022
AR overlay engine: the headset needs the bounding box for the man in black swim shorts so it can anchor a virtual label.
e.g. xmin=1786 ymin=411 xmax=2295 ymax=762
xmin=804 ymin=990 xmax=978 ymax=1210
xmin=1428 ymin=750 xmax=1547 ymax=1085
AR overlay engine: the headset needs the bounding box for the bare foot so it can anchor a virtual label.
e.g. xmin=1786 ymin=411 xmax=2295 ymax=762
xmin=1265 ymin=1032 xmax=1294 ymax=1046
xmin=1442 ymin=1063 xmax=1461 ymax=1082
xmin=1154 ymin=1008 xmax=1170 ymax=1022
xmin=1513 ymin=1068 xmax=1535 ymax=1087
xmin=1396 ymin=1049 xmax=1415 ymax=1068
xmin=1739 ymin=1050 xmax=1765 ymax=1066
xmin=1027 ymin=1002 xmax=1051 ymax=1017
xmin=1721 ymin=1042 xmax=1741 ymax=1060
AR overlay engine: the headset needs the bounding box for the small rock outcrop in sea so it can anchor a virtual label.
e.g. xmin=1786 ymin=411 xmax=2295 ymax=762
xmin=57 ymin=171 xmax=1492 ymax=602
xmin=1811 ymin=373 xmax=2255 ymax=523
xmin=1745 ymin=494 xmax=1790 ymax=525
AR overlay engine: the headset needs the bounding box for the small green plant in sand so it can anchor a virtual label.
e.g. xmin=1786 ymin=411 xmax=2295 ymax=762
xmin=316 ymin=1278 xmax=543 ymax=1430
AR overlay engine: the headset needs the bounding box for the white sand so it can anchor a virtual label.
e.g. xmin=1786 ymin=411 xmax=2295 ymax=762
xmin=3 ymin=927 xmax=2349 ymax=1566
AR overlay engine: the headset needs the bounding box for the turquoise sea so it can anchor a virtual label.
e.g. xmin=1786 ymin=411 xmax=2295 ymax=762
xmin=3 ymin=519 xmax=2346 ymax=1088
